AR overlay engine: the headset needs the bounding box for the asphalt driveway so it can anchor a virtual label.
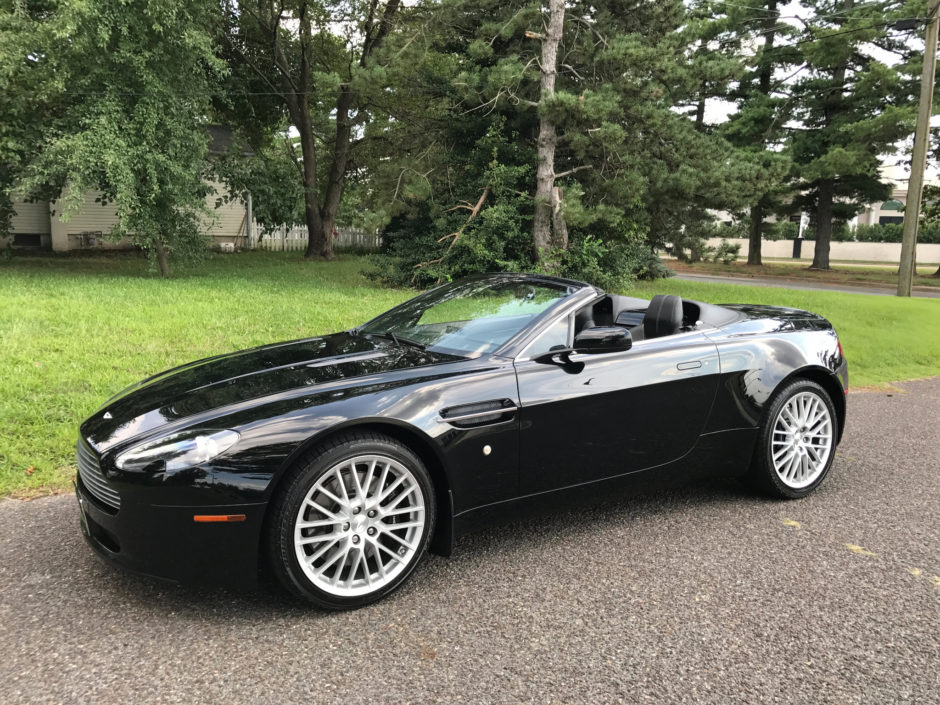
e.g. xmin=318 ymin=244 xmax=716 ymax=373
xmin=1 ymin=379 xmax=938 ymax=704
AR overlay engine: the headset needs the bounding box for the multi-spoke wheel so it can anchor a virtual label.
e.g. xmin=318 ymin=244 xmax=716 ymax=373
xmin=270 ymin=432 xmax=435 ymax=609
xmin=749 ymin=379 xmax=839 ymax=498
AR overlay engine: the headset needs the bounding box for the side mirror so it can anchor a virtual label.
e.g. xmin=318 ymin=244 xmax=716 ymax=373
xmin=573 ymin=326 xmax=632 ymax=354
xmin=531 ymin=326 xmax=632 ymax=366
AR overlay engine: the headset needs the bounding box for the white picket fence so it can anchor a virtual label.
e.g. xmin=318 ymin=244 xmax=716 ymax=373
xmin=255 ymin=225 xmax=381 ymax=252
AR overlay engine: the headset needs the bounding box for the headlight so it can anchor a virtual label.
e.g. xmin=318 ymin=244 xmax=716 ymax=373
xmin=115 ymin=429 xmax=240 ymax=472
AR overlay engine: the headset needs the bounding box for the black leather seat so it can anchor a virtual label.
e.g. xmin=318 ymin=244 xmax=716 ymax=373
xmin=575 ymin=306 xmax=595 ymax=333
xmin=644 ymin=294 xmax=683 ymax=339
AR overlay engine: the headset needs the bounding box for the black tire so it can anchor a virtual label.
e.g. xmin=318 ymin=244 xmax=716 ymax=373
xmin=749 ymin=378 xmax=839 ymax=499
xmin=268 ymin=431 xmax=436 ymax=610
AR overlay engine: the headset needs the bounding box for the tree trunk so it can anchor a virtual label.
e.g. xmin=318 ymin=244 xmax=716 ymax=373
xmin=293 ymin=98 xmax=327 ymax=260
xmin=811 ymin=179 xmax=834 ymax=270
xmin=551 ymin=186 xmax=569 ymax=249
xmin=532 ymin=0 xmax=565 ymax=261
xmin=154 ymin=236 xmax=171 ymax=278
xmin=812 ymin=0 xmax=851 ymax=272
xmin=316 ymin=85 xmax=357 ymax=261
xmin=745 ymin=0 xmax=776 ymax=267
xmin=748 ymin=203 xmax=763 ymax=265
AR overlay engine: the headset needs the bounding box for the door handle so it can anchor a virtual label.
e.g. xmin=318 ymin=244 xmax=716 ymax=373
xmin=677 ymin=360 xmax=702 ymax=371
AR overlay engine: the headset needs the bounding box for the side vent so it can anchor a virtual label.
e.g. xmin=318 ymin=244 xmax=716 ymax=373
xmin=438 ymin=399 xmax=517 ymax=428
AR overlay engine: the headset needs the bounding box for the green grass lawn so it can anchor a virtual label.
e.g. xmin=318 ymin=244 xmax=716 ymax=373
xmin=668 ymin=258 xmax=940 ymax=288
xmin=1 ymin=251 xmax=937 ymax=497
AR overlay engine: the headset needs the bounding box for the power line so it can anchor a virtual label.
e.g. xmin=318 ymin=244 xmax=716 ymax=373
xmin=709 ymin=0 xmax=889 ymax=23
xmin=714 ymin=12 xmax=924 ymax=49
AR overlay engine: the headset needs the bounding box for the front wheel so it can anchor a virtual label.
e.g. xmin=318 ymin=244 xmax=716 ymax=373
xmin=269 ymin=432 xmax=435 ymax=609
xmin=749 ymin=379 xmax=838 ymax=499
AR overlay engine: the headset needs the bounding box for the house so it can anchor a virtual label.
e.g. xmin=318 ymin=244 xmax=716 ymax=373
xmin=3 ymin=125 xmax=253 ymax=252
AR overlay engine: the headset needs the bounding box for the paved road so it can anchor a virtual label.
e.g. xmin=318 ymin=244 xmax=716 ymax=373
xmin=1 ymin=380 xmax=938 ymax=705
xmin=674 ymin=271 xmax=940 ymax=298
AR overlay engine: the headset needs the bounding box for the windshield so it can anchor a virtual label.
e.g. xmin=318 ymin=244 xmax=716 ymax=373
xmin=360 ymin=277 xmax=577 ymax=357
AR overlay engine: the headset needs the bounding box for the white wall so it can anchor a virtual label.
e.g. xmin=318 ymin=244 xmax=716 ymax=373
xmin=10 ymin=200 xmax=50 ymax=234
xmin=707 ymin=237 xmax=940 ymax=265
xmin=50 ymin=191 xmax=123 ymax=251
xmin=32 ymin=186 xmax=249 ymax=251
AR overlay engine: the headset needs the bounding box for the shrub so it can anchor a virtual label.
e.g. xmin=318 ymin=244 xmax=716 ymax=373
xmin=852 ymin=222 xmax=940 ymax=244
xmin=712 ymin=239 xmax=741 ymax=264
xmin=765 ymin=221 xmax=798 ymax=241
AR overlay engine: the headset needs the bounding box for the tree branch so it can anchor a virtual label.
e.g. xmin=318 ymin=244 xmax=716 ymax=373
xmin=554 ymin=165 xmax=592 ymax=179
xmin=413 ymin=186 xmax=490 ymax=281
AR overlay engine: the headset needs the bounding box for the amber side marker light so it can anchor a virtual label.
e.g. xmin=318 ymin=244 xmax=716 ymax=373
xmin=193 ymin=514 xmax=247 ymax=523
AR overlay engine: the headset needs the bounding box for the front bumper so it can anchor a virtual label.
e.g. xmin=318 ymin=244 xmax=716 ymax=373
xmin=75 ymin=475 xmax=267 ymax=589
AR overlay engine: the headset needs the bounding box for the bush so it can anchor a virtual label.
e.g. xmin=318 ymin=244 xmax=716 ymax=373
xmin=851 ymin=222 xmax=940 ymax=244
xmin=713 ymin=239 xmax=741 ymax=264
xmin=765 ymin=221 xmax=798 ymax=241
xmin=537 ymin=235 xmax=670 ymax=292
xmin=832 ymin=222 xmax=853 ymax=242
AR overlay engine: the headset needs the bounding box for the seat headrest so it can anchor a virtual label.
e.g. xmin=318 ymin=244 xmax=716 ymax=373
xmin=644 ymin=294 xmax=683 ymax=339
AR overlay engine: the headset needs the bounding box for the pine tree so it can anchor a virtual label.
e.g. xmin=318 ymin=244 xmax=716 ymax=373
xmin=787 ymin=0 xmax=917 ymax=270
xmin=368 ymin=0 xmax=783 ymax=284
xmin=717 ymin=0 xmax=800 ymax=265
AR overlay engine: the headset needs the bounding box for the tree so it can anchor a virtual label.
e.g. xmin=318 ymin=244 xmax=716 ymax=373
xmin=213 ymin=131 xmax=308 ymax=237
xmin=217 ymin=0 xmax=404 ymax=261
xmin=531 ymin=0 xmax=568 ymax=261
xmin=0 ymin=1 xmax=68 ymax=240
xmin=787 ymin=0 xmax=917 ymax=270
xmin=367 ymin=0 xmax=786 ymax=287
xmin=0 ymin=0 xmax=222 ymax=277
xmin=715 ymin=0 xmax=799 ymax=265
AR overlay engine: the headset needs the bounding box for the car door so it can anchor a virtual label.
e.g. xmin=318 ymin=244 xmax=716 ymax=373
xmin=514 ymin=326 xmax=721 ymax=494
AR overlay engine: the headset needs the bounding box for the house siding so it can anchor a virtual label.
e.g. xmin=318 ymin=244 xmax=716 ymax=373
xmin=10 ymin=200 xmax=51 ymax=234
xmin=5 ymin=186 xmax=248 ymax=251
xmin=50 ymin=191 xmax=123 ymax=250
xmin=202 ymin=182 xmax=249 ymax=246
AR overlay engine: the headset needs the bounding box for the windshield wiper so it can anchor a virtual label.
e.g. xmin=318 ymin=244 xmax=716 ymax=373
xmin=368 ymin=330 xmax=427 ymax=351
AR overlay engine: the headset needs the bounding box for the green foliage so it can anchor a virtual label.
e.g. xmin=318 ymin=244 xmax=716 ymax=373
xmin=369 ymin=123 xmax=534 ymax=288
xmin=213 ymin=136 xmax=307 ymax=235
xmin=365 ymin=0 xmax=759 ymax=285
xmin=536 ymin=235 xmax=666 ymax=292
xmin=766 ymin=221 xmax=799 ymax=241
xmin=671 ymin=219 xmax=745 ymax=263
xmin=713 ymin=239 xmax=741 ymax=265
xmin=1 ymin=0 xmax=223 ymax=274
xmin=786 ymin=1 xmax=918 ymax=228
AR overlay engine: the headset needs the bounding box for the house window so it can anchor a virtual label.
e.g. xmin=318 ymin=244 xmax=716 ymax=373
xmin=879 ymin=216 xmax=903 ymax=225
xmin=12 ymin=233 xmax=42 ymax=248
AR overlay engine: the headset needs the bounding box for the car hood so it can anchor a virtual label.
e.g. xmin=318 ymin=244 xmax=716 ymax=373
xmin=81 ymin=332 xmax=456 ymax=452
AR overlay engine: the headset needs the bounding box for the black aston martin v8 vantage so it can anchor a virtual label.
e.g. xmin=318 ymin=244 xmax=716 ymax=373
xmin=75 ymin=273 xmax=847 ymax=609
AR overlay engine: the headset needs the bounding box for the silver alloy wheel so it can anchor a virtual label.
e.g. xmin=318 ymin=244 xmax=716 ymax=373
xmin=770 ymin=391 xmax=834 ymax=489
xmin=293 ymin=454 xmax=426 ymax=597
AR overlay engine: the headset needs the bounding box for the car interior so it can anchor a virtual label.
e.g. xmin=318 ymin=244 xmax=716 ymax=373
xmin=574 ymin=294 xmax=737 ymax=343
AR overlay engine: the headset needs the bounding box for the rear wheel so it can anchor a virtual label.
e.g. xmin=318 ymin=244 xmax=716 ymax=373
xmin=269 ymin=432 xmax=435 ymax=609
xmin=750 ymin=379 xmax=838 ymax=499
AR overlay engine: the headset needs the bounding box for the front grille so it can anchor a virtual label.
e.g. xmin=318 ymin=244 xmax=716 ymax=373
xmin=77 ymin=440 xmax=121 ymax=510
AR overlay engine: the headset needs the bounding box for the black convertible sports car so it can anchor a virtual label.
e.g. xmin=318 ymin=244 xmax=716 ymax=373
xmin=75 ymin=273 xmax=847 ymax=609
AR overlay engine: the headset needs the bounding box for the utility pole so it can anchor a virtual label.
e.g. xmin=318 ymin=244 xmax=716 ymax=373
xmin=897 ymin=0 xmax=940 ymax=296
